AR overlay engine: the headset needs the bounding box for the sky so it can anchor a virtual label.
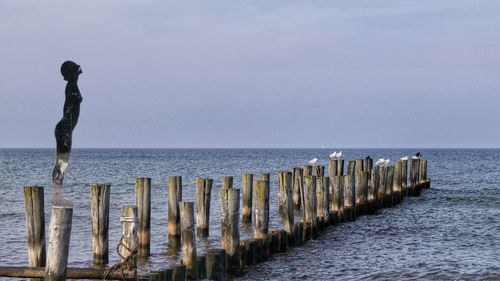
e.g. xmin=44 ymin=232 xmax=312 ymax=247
xmin=1 ymin=1 xmax=499 ymax=148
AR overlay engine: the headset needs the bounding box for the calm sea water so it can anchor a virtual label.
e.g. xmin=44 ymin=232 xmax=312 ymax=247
xmin=1 ymin=148 xmax=499 ymax=280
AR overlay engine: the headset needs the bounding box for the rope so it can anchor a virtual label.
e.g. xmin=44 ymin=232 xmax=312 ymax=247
xmin=103 ymin=235 xmax=138 ymax=281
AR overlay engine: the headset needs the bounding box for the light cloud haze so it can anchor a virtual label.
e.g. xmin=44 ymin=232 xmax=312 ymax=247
xmin=1 ymin=1 xmax=499 ymax=148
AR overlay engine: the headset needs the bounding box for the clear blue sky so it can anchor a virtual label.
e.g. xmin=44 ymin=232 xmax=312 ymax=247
xmin=1 ymin=1 xmax=499 ymax=148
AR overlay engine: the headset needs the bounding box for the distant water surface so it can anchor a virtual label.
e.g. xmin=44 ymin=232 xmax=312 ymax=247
xmin=1 ymin=148 xmax=499 ymax=280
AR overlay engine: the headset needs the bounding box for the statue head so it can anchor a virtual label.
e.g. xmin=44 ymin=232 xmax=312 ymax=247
xmin=61 ymin=60 xmax=82 ymax=81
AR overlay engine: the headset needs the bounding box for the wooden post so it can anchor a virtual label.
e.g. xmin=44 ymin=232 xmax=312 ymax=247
xmin=260 ymin=173 xmax=270 ymax=182
xmin=168 ymin=176 xmax=182 ymax=246
xmin=303 ymin=176 xmax=317 ymax=239
xmin=303 ymin=165 xmax=312 ymax=176
xmin=328 ymin=160 xmax=338 ymax=177
xmin=356 ymin=159 xmax=364 ymax=173
xmin=23 ymin=185 xmax=46 ymax=281
xmin=120 ymin=206 xmax=138 ymax=270
xmin=197 ymin=255 xmax=207 ymax=279
xmin=331 ymin=176 xmax=344 ymax=224
xmin=316 ymin=177 xmax=329 ymax=226
xmin=90 ymin=184 xmax=110 ymax=265
xmin=45 ymin=206 xmax=73 ymax=281
xmin=180 ymin=202 xmax=197 ymax=280
xmin=196 ymin=177 xmax=213 ymax=237
xmin=241 ymin=174 xmax=253 ymax=223
xmin=292 ymin=167 xmax=303 ymax=211
xmin=206 ymin=249 xmax=227 ymax=281
xmin=135 ymin=177 xmax=151 ymax=257
xmin=356 ymin=172 xmax=368 ymax=216
xmin=401 ymin=159 xmax=408 ymax=196
xmin=278 ymin=172 xmax=294 ymax=239
xmin=365 ymin=156 xmax=373 ymax=172
xmin=344 ymin=174 xmax=355 ymax=222
xmin=384 ymin=166 xmax=394 ymax=207
xmin=394 ymin=162 xmax=402 ymax=204
xmin=377 ymin=167 xmax=386 ymax=209
xmin=221 ymin=188 xmax=240 ymax=275
xmin=347 ymin=160 xmax=356 ymax=175
xmin=254 ymin=180 xmax=269 ymax=239
xmin=409 ymin=159 xmax=419 ymax=196
xmin=421 ymin=159 xmax=429 ymax=188
xmin=312 ymin=165 xmax=324 ymax=177
xmin=222 ymin=176 xmax=233 ymax=189
xmin=337 ymin=160 xmax=345 ymax=176
xmin=368 ymin=168 xmax=379 ymax=214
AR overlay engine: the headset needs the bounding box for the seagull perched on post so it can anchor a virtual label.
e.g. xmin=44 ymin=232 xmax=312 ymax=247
xmin=375 ymin=158 xmax=385 ymax=166
xmin=411 ymin=152 xmax=422 ymax=159
xmin=384 ymin=159 xmax=390 ymax=166
xmin=400 ymin=156 xmax=408 ymax=161
xmin=308 ymin=158 xmax=318 ymax=166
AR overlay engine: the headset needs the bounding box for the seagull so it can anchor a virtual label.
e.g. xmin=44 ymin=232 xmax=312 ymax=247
xmin=411 ymin=155 xmax=419 ymax=160
xmin=308 ymin=158 xmax=318 ymax=166
xmin=412 ymin=152 xmax=422 ymax=159
xmin=375 ymin=158 xmax=385 ymax=166
xmin=384 ymin=159 xmax=390 ymax=166
xmin=336 ymin=150 xmax=343 ymax=158
xmin=329 ymin=151 xmax=337 ymax=159
xmin=400 ymin=156 xmax=408 ymax=161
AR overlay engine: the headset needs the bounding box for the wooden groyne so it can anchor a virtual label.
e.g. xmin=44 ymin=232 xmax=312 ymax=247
xmin=1 ymin=157 xmax=430 ymax=280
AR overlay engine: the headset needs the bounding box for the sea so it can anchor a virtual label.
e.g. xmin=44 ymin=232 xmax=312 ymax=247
xmin=0 ymin=148 xmax=499 ymax=280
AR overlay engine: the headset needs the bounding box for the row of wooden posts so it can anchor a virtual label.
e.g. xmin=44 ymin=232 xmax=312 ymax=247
xmin=2 ymin=157 xmax=430 ymax=280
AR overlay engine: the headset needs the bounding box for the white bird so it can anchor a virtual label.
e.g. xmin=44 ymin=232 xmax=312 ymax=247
xmin=411 ymin=155 xmax=419 ymax=160
xmin=384 ymin=159 xmax=390 ymax=166
xmin=336 ymin=150 xmax=342 ymax=158
xmin=308 ymin=158 xmax=318 ymax=165
xmin=400 ymin=156 xmax=408 ymax=161
xmin=375 ymin=158 xmax=385 ymax=166
xmin=329 ymin=151 xmax=337 ymax=159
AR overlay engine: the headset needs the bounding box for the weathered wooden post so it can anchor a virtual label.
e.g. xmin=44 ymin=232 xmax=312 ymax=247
xmin=312 ymin=165 xmax=324 ymax=177
xmin=365 ymin=156 xmax=373 ymax=172
xmin=316 ymin=177 xmax=329 ymax=226
xmin=303 ymin=165 xmax=312 ymax=176
xmin=303 ymin=176 xmax=317 ymax=239
xmin=196 ymin=177 xmax=213 ymax=237
xmin=393 ymin=162 xmax=402 ymax=204
xmin=168 ymin=176 xmax=182 ymax=247
xmin=331 ymin=176 xmax=344 ymax=224
xmin=221 ymin=188 xmax=241 ymax=275
xmin=409 ymin=159 xmax=420 ymax=196
xmin=206 ymin=249 xmax=227 ymax=281
xmin=368 ymin=167 xmax=379 ymax=214
xmin=292 ymin=167 xmax=303 ymax=211
xmin=347 ymin=160 xmax=356 ymax=175
xmin=120 ymin=205 xmax=138 ymax=271
xmin=90 ymin=184 xmax=110 ymax=265
xmin=45 ymin=206 xmax=73 ymax=281
xmin=23 ymin=185 xmax=46 ymax=280
xmin=260 ymin=173 xmax=270 ymax=182
xmin=278 ymin=171 xmax=294 ymax=244
xmin=337 ymin=159 xmax=345 ymax=176
xmin=377 ymin=167 xmax=386 ymax=209
xmin=222 ymin=176 xmax=233 ymax=189
xmin=328 ymin=160 xmax=338 ymax=177
xmin=384 ymin=166 xmax=395 ymax=208
xmin=180 ymin=202 xmax=197 ymax=280
xmin=254 ymin=180 xmax=269 ymax=239
xmin=344 ymin=174 xmax=355 ymax=222
xmin=135 ymin=178 xmax=151 ymax=257
xmin=241 ymin=174 xmax=253 ymax=223
xmin=401 ymin=159 xmax=408 ymax=196
xmin=356 ymin=159 xmax=364 ymax=173
xmin=421 ymin=159 xmax=429 ymax=188
xmin=356 ymin=172 xmax=368 ymax=216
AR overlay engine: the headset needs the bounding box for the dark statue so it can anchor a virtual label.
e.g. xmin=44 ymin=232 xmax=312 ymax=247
xmin=52 ymin=60 xmax=83 ymax=206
